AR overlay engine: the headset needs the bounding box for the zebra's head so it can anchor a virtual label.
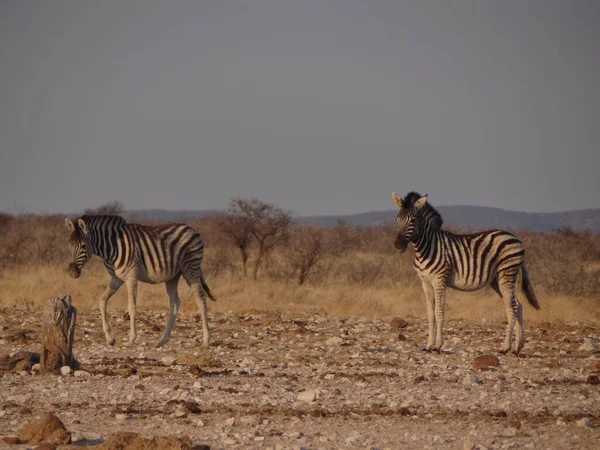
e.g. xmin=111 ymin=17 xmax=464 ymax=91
xmin=65 ymin=217 xmax=92 ymax=278
xmin=392 ymin=191 xmax=428 ymax=252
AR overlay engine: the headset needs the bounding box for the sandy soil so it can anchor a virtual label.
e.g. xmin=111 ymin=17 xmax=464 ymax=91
xmin=0 ymin=306 xmax=599 ymax=449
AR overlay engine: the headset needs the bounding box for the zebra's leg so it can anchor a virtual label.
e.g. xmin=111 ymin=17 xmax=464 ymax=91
xmin=156 ymin=275 xmax=181 ymax=348
xmin=432 ymin=283 xmax=447 ymax=352
xmin=193 ymin=284 xmax=211 ymax=347
xmin=125 ymin=277 xmax=139 ymax=347
xmin=499 ymin=272 xmax=519 ymax=354
xmin=99 ymin=276 xmax=123 ymax=346
xmin=513 ymin=300 xmax=524 ymax=355
xmin=421 ymin=280 xmax=436 ymax=351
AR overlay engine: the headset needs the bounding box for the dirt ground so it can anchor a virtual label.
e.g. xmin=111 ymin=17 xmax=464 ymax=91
xmin=0 ymin=306 xmax=599 ymax=449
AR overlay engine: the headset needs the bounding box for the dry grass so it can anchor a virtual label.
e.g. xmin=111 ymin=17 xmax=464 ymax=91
xmin=0 ymin=213 xmax=599 ymax=326
xmin=1 ymin=263 xmax=597 ymax=326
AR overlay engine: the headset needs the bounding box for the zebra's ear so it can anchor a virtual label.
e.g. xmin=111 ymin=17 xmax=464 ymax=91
xmin=77 ymin=218 xmax=89 ymax=235
xmin=65 ymin=218 xmax=76 ymax=232
xmin=392 ymin=192 xmax=404 ymax=209
xmin=414 ymin=194 xmax=428 ymax=210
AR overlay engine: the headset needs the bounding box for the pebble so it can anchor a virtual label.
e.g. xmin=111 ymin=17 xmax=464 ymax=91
xmin=463 ymin=374 xmax=479 ymax=386
xmin=161 ymin=356 xmax=177 ymax=366
xmin=297 ymin=390 xmax=318 ymax=402
xmin=60 ymin=366 xmax=72 ymax=376
xmin=576 ymin=417 xmax=592 ymax=428
xmin=578 ymin=339 xmax=598 ymax=352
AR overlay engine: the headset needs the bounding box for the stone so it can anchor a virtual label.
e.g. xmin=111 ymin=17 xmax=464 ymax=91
xmin=390 ymin=317 xmax=408 ymax=329
xmin=463 ymin=374 xmax=479 ymax=386
xmin=73 ymin=370 xmax=91 ymax=378
xmin=586 ymin=375 xmax=599 ymax=385
xmin=325 ymin=337 xmax=343 ymax=346
xmin=473 ymin=355 xmax=500 ymax=370
xmin=161 ymin=356 xmax=177 ymax=366
xmin=576 ymin=417 xmax=592 ymax=428
xmin=225 ymin=417 xmax=235 ymax=427
xmin=297 ymin=390 xmax=318 ymax=402
xmin=59 ymin=366 xmax=72 ymax=376
xmin=18 ymin=413 xmax=71 ymax=445
xmin=578 ymin=339 xmax=598 ymax=352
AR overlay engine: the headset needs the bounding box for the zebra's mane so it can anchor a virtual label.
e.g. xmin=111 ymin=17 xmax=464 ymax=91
xmin=403 ymin=191 xmax=444 ymax=230
xmin=78 ymin=215 xmax=127 ymax=232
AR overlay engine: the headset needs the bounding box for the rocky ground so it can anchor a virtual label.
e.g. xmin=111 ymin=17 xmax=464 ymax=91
xmin=0 ymin=306 xmax=599 ymax=449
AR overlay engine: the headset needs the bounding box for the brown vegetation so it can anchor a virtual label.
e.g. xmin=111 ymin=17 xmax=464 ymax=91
xmin=1 ymin=203 xmax=599 ymax=323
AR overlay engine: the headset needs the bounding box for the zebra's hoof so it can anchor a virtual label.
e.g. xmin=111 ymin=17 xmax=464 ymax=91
xmin=107 ymin=336 xmax=116 ymax=346
xmin=431 ymin=346 xmax=442 ymax=353
xmin=155 ymin=341 xmax=165 ymax=348
xmin=499 ymin=348 xmax=510 ymax=355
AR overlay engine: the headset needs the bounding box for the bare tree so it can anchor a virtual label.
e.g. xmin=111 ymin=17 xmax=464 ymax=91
xmin=249 ymin=203 xmax=291 ymax=279
xmin=285 ymin=225 xmax=348 ymax=285
xmin=216 ymin=197 xmax=291 ymax=279
xmin=84 ymin=201 xmax=125 ymax=216
xmin=214 ymin=208 xmax=254 ymax=276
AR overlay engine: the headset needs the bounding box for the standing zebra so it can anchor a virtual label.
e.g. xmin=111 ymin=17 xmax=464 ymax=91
xmin=65 ymin=215 xmax=216 ymax=348
xmin=391 ymin=191 xmax=540 ymax=355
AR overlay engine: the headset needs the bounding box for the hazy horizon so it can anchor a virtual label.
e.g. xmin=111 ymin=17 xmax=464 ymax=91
xmin=2 ymin=1 xmax=599 ymax=216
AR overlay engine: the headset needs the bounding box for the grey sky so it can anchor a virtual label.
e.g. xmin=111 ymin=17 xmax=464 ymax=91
xmin=1 ymin=0 xmax=599 ymax=216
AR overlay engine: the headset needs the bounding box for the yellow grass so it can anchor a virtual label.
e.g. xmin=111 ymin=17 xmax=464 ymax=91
xmin=1 ymin=262 xmax=598 ymax=326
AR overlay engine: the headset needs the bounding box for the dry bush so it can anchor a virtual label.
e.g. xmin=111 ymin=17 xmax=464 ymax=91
xmin=1 ymin=211 xmax=599 ymax=323
xmin=0 ymin=215 xmax=69 ymax=269
xmin=84 ymin=201 xmax=125 ymax=215
xmin=282 ymin=225 xmax=345 ymax=285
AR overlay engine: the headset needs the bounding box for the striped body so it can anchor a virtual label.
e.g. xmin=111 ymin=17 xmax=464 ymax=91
xmin=392 ymin=192 xmax=539 ymax=354
xmin=413 ymin=229 xmax=525 ymax=292
xmin=66 ymin=215 xmax=216 ymax=348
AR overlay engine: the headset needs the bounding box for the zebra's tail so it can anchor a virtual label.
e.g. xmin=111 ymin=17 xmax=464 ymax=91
xmin=521 ymin=263 xmax=540 ymax=310
xmin=200 ymin=273 xmax=217 ymax=302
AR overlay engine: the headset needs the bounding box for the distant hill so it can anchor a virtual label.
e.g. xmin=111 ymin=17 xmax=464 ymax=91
xmin=124 ymin=206 xmax=600 ymax=233
xmin=126 ymin=209 xmax=219 ymax=221
xmin=298 ymin=206 xmax=600 ymax=233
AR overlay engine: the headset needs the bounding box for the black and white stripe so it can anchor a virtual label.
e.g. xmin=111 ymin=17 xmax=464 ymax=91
xmin=392 ymin=191 xmax=540 ymax=354
xmin=65 ymin=215 xmax=216 ymax=348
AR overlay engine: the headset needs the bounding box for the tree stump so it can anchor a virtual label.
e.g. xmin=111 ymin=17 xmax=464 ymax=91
xmin=40 ymin=294 xmax=77 ymax=373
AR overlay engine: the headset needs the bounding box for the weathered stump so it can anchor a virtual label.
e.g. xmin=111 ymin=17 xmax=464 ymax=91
xmin=40 ymin=294 xmax=77 ymax=373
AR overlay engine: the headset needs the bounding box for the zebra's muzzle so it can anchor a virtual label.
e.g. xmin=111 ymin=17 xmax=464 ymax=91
xmin=68 ymin=263 xmax=81 ymax=278
xmin=394 ymin=234 xmax=409 ymax=252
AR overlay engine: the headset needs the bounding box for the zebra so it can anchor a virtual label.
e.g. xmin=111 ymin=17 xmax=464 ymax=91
xmin=391 ymin=191 xmax=540 ymax=355
xmin=64 ymin=215 xmax=216 ymax=348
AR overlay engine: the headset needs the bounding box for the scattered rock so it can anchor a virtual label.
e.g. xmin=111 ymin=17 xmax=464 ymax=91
xmin=18 ymin=413 xmax=71 ymax=445
xmin=473 ymin=355 xmax=500 ymax=370
xmin=32 ymin=444 xmax=57 ymax=450
xmin=586 ymin=375 xmax=599 ymax=385
xmin=161 ymin=356 xmax=177 ymax=366
xmin=576 ymin=417 xmax=592 ymax=428
xmin=463 ymin=374 xmax=479 ymax=386
xmin=60 ymin=366 xmax=72 ymax=376
xmin=297 ymin=390 xmax=318 ymax=402
xmin=398 ymin=333 xmax=407 ymax=341
xmin=74 ymin=370 xmax=91 ymax=378
xmin=390 ymin=317 xmax=408 ymax=329
xmin=96 ymin=432 xmax=208 ymax=450
xmin=225 ymin=417 xmax=235 ymax=427
xmin=325 ymin=337 xmax=343 ymax=346
xmin=579 ymin=339 xmax=598 ymax=352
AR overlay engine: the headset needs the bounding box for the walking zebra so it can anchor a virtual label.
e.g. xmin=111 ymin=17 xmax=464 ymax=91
xmin=391 ymin=191 xmax=540 ymax=355
xmin=65 ymin=215 xmax=216 ymax=348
